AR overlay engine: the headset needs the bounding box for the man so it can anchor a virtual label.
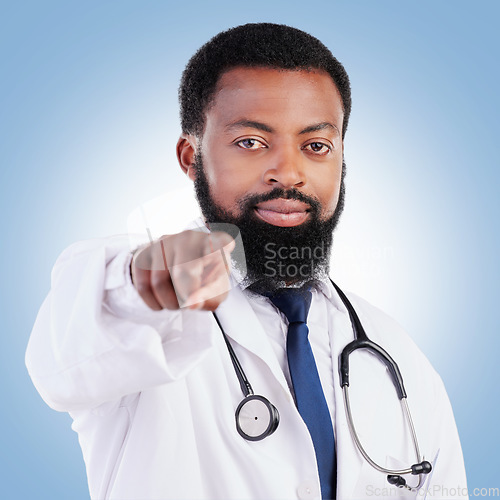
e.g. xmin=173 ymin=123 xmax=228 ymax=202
xmin=26 ymin=23 xmax=467 ymax=500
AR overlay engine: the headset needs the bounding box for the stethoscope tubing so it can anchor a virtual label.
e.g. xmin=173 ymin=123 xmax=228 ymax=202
xmin=213 ymin=311 xmax=280 ymax=441
xmin=343 ymin=386 xmax=426 ymax=490
xmin=332 ymin=280 xmax=431 ymax=490
xmin=213 ymin=280 xmax=431 ymax=489
xmin=212 ymin=312 xmax=253 ymax=397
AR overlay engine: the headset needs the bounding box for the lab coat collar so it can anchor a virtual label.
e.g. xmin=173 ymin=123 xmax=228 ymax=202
xmin=226 ymin=273 xmax=355 ymax=355
xmin=315 ymin=276 xmax=356 ymax=346
xmin=215 ymin=274 xmax=357 ymax=399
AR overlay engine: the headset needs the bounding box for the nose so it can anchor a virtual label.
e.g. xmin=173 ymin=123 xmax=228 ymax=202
xmin=263 ymin=146 xmax=306 ymax=188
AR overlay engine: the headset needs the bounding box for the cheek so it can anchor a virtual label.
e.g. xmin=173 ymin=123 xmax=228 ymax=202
xmin=315 ymin=170 xmax=342 ymax=217
xmin=202 ymin=145 xmax=260 ymax=207
xmin=201 ymin=164 xmax=247 ymax=215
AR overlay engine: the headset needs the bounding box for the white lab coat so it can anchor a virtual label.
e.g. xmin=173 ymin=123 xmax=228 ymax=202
xmin=26 ymin=236 xmax=468 ymax=500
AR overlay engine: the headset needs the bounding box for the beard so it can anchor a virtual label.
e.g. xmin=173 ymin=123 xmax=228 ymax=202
xmin=192 ymin=152 xmax=345 ymax=293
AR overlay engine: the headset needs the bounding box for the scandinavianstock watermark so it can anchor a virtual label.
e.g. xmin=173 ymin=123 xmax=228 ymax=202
xmin=366 ymin=484 xmax=499 ymax=497
xmin=263 ymin=242 xmax=328 ymax=279
xmin=262 ymin=241 xmax=396 ymax=280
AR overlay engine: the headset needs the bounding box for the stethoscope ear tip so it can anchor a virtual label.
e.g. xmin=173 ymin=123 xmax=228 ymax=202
xmin=412 ymin=461 xmax=432 ymax=475
xmin=387 ymin=475 xmax=406 ymax=488
xmin=387 ymin=460 xmax=432 ymax=489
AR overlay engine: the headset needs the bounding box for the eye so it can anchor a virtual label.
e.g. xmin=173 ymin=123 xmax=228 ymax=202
xmin=235 ymin=138 xmax=266 ymax=150
xmin=303 ymin=142 xmax=331 ymax=155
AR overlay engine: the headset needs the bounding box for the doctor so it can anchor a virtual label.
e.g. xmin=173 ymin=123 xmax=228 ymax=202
xmin=26 ymin=23 xmax=468 ymax=500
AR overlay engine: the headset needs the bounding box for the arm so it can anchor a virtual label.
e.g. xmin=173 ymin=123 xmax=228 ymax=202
xmin=26 ymin=231 xmax=234 ymax=412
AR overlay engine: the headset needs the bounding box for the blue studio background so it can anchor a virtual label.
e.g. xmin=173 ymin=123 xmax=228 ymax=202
xmin=1 ymin=1 xmax=498 ymax=498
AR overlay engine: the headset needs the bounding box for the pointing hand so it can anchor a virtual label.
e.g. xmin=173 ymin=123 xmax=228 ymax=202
xmin=131 ymin=230 xmax=235 ymax=311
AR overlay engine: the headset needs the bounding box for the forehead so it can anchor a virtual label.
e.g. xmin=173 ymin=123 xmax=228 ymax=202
xmin=206 ymin=67 xmax=344 ymax=132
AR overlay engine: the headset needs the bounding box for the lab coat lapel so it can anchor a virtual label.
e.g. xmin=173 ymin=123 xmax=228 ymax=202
xmin=215 ymin=285 xmax=291 ymax=395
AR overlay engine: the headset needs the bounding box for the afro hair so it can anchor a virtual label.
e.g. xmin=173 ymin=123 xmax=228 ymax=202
xmin=179 ymin=23 xmax=352 ymax=139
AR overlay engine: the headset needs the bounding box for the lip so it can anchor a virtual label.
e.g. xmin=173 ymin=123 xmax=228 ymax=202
xmin=254 ymin=199 xmax=311 ymax=227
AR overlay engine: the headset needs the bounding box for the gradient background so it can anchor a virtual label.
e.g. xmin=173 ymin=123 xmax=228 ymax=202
xmin=1 ymin=1 xmax=498 ymax=498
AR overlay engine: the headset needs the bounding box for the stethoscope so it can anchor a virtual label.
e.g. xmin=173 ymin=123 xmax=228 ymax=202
xmin=212 ymin=280 xmax=432 ymax=491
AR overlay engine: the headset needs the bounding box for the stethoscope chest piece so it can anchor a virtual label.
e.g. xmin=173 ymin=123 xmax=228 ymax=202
xmin=235 ymin=395 xmax=279 ymax=441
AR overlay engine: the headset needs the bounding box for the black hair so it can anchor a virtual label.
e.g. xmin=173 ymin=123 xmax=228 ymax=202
xmin=179 ymin=23 xmax=351 ymax=138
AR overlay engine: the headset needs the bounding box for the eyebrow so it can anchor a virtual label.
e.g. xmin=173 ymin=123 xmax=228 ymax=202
xmin=225 ymin=120 xmax=274 ymax=133
xmin=299 ymin=122 xmax=340 ymax=135
xmin=225 ymin=119 xmax=340 ymax=136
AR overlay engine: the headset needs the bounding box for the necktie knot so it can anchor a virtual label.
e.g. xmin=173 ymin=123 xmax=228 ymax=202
xmin=267 ymin=288 xmax=312 ymax=324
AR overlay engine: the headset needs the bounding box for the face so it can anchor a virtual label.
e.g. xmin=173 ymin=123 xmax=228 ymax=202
xmin=182 ymin=67 xmax=344 ymax=223
xmin=177 ymin=67 xmax=346 ymax=289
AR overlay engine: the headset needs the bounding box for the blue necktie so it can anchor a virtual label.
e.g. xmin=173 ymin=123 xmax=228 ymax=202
xmin=269 ymin=288 xmax=336 ymax=500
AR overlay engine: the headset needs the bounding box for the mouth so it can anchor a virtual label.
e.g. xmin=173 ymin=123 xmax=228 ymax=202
xmin=254 ymin=198 xmax=311 ymax=227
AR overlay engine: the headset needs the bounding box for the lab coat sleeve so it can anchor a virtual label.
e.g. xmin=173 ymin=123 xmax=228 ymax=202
xmin=25 ymin=236 xmax=215 ymax=413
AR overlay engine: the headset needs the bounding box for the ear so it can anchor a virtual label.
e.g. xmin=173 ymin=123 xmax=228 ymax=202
xmin=176 ymin=134 xmax=198 ymax=182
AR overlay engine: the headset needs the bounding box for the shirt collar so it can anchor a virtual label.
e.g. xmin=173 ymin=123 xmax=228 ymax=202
xmin=238 ymin=277 xmax=348 ymax=321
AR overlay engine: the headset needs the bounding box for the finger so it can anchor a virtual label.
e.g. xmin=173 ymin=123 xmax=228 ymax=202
xmin=156 ymin=230 xmax=235 ymax=309
xmin=170 ymin=247 xmax=205 ymax=308
xmin=184 ymin=255 xmax=231 ymax=309
xmin=150 ymin=244 xmax=180 ymax=310
xmin=131 ymin=267 xmax=163 ymax=311
xmin=133 ymin=243 xmax=154 ymax=272
xmin=131 ymin=249 xmax=164 ymax=310
xmin=199 ymin=250 xmax=231 ymax=289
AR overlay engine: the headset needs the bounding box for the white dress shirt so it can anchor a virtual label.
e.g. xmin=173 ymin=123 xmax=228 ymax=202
xmin=244 ymin=283 xmax=338 ymax=426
